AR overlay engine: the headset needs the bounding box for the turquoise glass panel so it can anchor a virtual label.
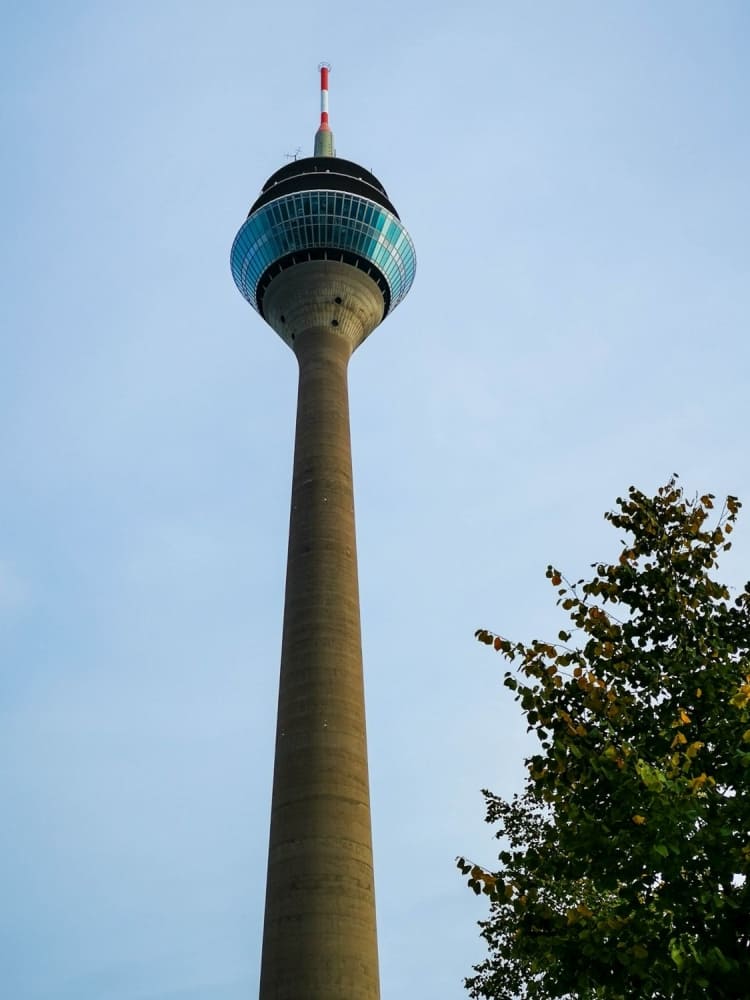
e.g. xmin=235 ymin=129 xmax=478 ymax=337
xmin=231 ymin=191 xmax=416 ymax=315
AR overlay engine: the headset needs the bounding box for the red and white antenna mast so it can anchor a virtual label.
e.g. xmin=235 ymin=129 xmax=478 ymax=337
xmin=314 ymin=62 xmax=335 ymax=157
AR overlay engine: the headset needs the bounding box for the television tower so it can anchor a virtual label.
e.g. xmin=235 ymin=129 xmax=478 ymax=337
xmin=230 ymin=67 xmax=416 ymax=1000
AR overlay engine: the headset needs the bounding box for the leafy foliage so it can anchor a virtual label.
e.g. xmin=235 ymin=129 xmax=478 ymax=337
xmin=461 ymin=480 xmax=750 ymax=999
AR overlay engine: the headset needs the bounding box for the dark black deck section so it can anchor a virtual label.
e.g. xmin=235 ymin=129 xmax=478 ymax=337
xmin=248 ymin=157 xmax=400 ymax=219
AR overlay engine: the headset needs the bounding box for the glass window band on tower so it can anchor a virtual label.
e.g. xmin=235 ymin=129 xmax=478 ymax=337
xmin=230 ymin=191 xmax=417 ymax=318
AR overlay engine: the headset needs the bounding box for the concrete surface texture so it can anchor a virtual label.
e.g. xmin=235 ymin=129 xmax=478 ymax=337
xmin=258 ymin=320 xmax=381 ymax=1000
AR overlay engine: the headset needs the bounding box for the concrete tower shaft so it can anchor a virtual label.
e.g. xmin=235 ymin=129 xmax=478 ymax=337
xmin=230 ymin=69 xmax=415 ymax=1000
xmin=259 ymin=327 xmax=378 ymax=1000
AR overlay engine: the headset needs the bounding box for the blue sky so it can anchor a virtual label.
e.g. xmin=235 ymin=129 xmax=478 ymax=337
xmin=2 ymin=2 xmax=749 ymax=998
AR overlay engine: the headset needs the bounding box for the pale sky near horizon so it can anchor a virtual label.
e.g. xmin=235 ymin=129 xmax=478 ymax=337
xmin=2 ymin=3 xmax=749 ymax=998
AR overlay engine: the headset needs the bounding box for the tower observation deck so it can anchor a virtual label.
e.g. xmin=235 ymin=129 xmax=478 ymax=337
xmin=230 ymin=67 xmax=415 ymax=1000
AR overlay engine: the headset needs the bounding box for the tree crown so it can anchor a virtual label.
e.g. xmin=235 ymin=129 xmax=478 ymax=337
xmin=462 ymin=480 xmax=750 ymax=1000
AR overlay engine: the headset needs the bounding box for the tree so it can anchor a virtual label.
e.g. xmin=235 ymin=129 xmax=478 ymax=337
xmin=460 ymin=480 xmax=750 ymax=999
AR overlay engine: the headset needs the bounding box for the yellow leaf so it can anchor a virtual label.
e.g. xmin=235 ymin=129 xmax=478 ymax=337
xmin=742 ymin=730 xmax=750 ymax=744
xmin=731 ymin=679 xmax=750 ymax=709
xmin=671 ymin=731 xmax=687 ymax=748
xmin=632 ymin=814 xmax=646 ymax=825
